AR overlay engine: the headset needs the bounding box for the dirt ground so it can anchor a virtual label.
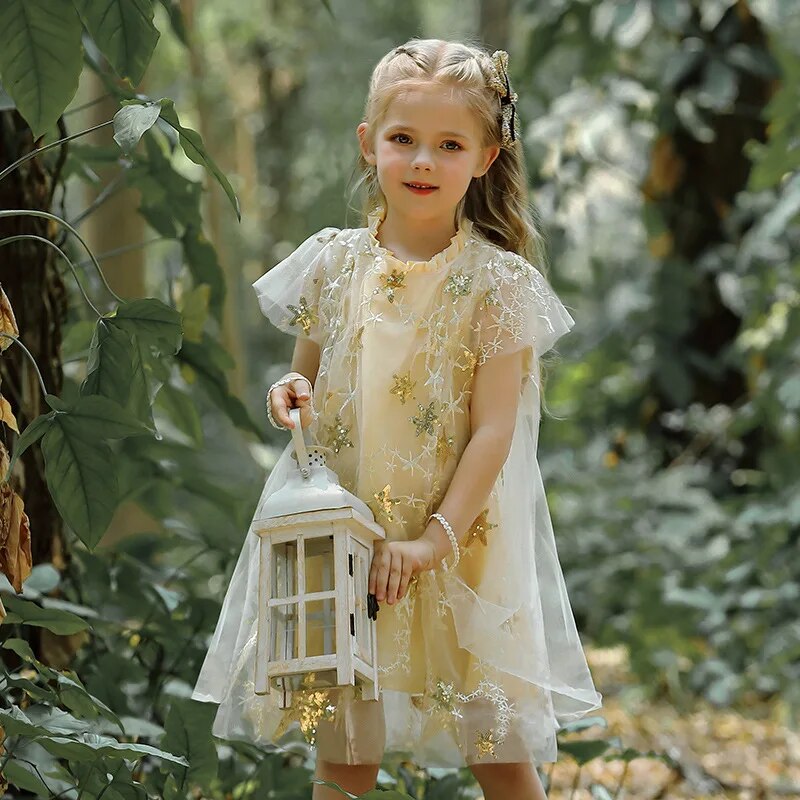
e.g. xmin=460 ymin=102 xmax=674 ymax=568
xmin=545 ymin=646 xmax=800 ymax=800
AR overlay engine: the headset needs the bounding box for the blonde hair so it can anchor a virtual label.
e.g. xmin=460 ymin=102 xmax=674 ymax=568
xmin=347 ymin=37 xmax=550 ymax=275
xmin=346 ymin=37 xmax=568 ymax=414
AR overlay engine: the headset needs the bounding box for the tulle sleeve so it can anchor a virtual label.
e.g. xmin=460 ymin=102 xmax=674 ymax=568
xmin=251 ymin=227 xmax=341 ymax=346
xmin=474 ymin=251 xmax=576 ymax=378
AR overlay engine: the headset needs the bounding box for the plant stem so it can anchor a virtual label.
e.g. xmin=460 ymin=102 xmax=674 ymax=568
xmin=0 ymin=210 xmax=124 ymax=304
xmin=0 ymin=121 xmax=114 ymax=184
xmin=0 ymin=235 xmax=103 ymax=316
xmin=0 ymin=333 xmax=49 ymax=396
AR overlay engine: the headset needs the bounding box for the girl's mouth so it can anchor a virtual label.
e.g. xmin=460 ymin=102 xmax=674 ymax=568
xmin=404 ymin=182 xmax=438 ymax=195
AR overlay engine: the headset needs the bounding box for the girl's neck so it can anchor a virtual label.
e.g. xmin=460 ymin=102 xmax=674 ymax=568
xmin=376 ymin=207 xmax=462 ymax=263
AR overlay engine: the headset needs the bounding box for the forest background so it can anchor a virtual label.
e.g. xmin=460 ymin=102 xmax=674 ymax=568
xmin=0 ymin=0 xmax=798 ymax=798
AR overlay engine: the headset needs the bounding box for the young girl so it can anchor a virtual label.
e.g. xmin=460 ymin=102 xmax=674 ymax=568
xmin=192 ymin=38 xmax=602 ymax=800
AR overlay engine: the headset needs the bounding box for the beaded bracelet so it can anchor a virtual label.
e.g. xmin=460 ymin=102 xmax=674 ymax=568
xmin=428 ymin=512 xmax=460 ymax=571
xmin=266 ymin=373 xmax=315 ymax=430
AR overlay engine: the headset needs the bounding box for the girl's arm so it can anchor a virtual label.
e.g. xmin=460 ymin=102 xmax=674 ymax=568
xmin=420 ymin=346 xmax=525 ymax=564
xmin=290 ymin=337 xmax=321 ymax=389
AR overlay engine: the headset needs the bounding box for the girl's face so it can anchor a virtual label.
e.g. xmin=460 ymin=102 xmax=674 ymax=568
xmin=357 ymin=83 xmax=500 ymax=224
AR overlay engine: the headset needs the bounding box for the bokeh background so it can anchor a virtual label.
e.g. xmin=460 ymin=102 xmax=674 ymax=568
xmin=1 ymin=0 xmax=799 ymax=798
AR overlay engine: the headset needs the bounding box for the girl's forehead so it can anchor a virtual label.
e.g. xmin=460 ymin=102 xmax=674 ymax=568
xmin=381 ymin=84 xmax=482 ymax=137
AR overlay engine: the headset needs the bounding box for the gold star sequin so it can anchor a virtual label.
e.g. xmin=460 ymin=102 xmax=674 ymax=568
xmin=432 ymin=680 xmax=458 ymax=715
xmin=479 ymin=286 xmax=500 ymax=309
xmin=286 ymin=296 xmax=318 ymax=336
xmin=389 ymin=371 xmax=416 ymax=404
xmin=444 ymin=271 xmax=472 ymax=300
xmin=435 ymin=430 xmax=456 ymax=465
xmin=378 ymin=268 xmax=407 ymax=302
xmin=372 ymin=484 xmax=401 ymax=523
xmin=475 ymin=729 xmax=499 ymax=758
xmin=456 ymin=345 xmax=478 ymax=374
xmin=410 ymin=401 xmax=441 ymax=437
xmin=272 ymin=674 xmax=336 ymax=745
xmin=321 ymin=414 xmax=354 ymax=454
xmin=464 ymin=508 xmax=498 ymax=548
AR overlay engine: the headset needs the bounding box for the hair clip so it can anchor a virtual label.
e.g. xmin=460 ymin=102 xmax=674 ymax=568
xmin=487 ymin=50 xmax=520 ymax=148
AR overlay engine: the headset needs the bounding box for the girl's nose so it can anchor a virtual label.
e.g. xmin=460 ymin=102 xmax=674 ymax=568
xmin=411 ymin=147 xmax=434 ymax=170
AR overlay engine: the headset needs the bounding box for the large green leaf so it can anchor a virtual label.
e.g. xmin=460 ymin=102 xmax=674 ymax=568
xmin=157 ymin=98 xmax=242 ymax=221
xmin=161 ymin=700 xmax=219 ymax=790
xmin=0 ymin=0 xmax=83 ymax=138
xmin=109 ymin=298 xmax=183 ymax=356
xmin=63 ymin=394 xmax=155 ymax=440
xmin=1 ymin=595 xmax=90 ymax=635
xmin=40 ymin=420 xmax=119 ymax=548
xmin=73 ymin=0 xmax=159 ymax=85
xmin=82 ymin=320 xmax=136 ymax=407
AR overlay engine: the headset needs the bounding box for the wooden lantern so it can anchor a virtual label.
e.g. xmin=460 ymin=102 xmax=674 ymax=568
xmin=253 ymin=409 xmax=385 ymax=708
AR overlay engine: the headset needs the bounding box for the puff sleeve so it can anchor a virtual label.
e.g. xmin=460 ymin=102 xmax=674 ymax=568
xmin=474 ymin=251 xmax=575 ymax=376
xmin=251 ymin=227 xmax=340 ymax=346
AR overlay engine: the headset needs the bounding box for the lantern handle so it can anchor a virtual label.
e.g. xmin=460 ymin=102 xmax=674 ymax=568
xmin=288 ymin=407 xmax=312 ymax=478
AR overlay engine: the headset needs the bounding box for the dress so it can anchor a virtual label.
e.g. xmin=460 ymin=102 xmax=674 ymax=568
xmin=191 ymin=204 xmax=603 ymax=767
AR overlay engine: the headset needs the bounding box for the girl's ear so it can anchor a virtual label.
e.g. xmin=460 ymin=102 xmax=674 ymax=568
xmin=474 ymin=144 xmax=501 ymax=178
xmin=357 ymin=122 xmax=377 ymax=165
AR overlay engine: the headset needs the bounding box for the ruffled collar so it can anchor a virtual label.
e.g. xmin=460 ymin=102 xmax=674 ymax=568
xmin=366 ymin=205 xmax=474 ymax=273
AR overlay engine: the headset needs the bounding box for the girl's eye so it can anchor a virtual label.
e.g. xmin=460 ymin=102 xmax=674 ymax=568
xmin=442 ymin=141 xmax=462 ymax=151
xmin=389 ymin=134 xmax=462 ymax=151
xmin=391 ymin=133 xmax=412 ymax=144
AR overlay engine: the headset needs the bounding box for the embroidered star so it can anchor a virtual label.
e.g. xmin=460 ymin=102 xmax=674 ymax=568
xmin=372 ymin=484 xmax=401 ymax=523
xmin=389 ymin=371 xmax=416 ymax=404
xmin=432 ymin=680 xmax=459 ymax=716
xmin=286 ymin=296 xmax=318 ymax=336
xmin=321 ymin=414 xmax=354 ymax=454
xmin=378 ymin=268 xmax=407 ymax=303
xmin=410 ymin=401 xmax=441 ymax=437
xmin=424 ymin=362 xmax=446 ymax=393
xmin=475 ymin=729 xmax=499 ymax=758
xmin=456 ymin=346 xmax=478 ymax=374
xmin=479 ymin=286 xmax=500 ymax=309
xmin=463 ymin=508 xmax=498 ymax=548
xmin=444 ymin=271 xmax=472 ymax=300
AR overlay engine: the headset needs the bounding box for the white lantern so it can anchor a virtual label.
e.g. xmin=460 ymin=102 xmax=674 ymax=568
xmin=253 ymin=408 xmax=385 ymax=708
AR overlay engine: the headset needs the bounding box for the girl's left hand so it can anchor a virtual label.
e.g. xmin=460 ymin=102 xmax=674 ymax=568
xmin=369 ymin=540 xmax=436 ymax=605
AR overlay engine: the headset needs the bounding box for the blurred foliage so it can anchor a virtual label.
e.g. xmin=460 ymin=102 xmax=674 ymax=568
xmin=1 ymin=0 xmax=799 ymax=798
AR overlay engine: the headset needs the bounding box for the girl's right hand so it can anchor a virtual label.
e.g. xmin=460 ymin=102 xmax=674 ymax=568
xmin=269 ymin=375 xmax=314 ymax=429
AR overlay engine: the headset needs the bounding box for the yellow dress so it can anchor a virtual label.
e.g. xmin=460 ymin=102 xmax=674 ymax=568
xmin=191 ymin=205 xmax=603 ymax=767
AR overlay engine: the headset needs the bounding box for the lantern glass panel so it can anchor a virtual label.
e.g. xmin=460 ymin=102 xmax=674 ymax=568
xmin=271 ymin=602 xmax=298 ymax=661
xmin=305 ymin=535 xmax=334 ymax=595
xmin=271 ymin=541 xmax=297 ymax=600
xmin=305 ymin=599 xmax=336 ymax=657
xmin=351 ymin=541 xmax=372 ymax=663
xmin=274 ymin=669 xmax=340 ymax=692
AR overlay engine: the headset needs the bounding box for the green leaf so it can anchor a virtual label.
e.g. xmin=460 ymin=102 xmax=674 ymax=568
xmin=0 ymin=0 xmax=83 ymax=138
xmin=110 ymin=298 xmax=183 ymax=356
xmin=182 ymin=226 xmax=226 ymax=322
xmin=157 ymin=98 xmax=242 ymax=221
xmin=40 ymin=422 xmax=119 ymax=548
xmin=66 ymin=394 xmax=155 ymax=439
xmin=161 ymin=700 xmax=219 ymax=789
xmin=178 ymin=337 xmax=263 ymax=437
xmin=2 ymin=759 xmax=54 ymax=795
xmin=82 ymin=320 xmax=137 ymax=406
xmin=73 ymin=0 xmax=159 ymax=84
xmin=3 ymin=411 xmax=54 ymax=482
xmin=1 ymin=595 xmax=90 ymax=635
xmin=154 ymin=382 xmax=204 ymax=445
xmin=113 ymin=102 xmax=162 ymax=153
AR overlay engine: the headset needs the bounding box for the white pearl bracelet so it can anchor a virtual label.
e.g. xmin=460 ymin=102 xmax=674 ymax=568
xmin=428 ymin=512 xmax=460 ymax=571
xmin=266 ymin=373 xmax=314 ymax=430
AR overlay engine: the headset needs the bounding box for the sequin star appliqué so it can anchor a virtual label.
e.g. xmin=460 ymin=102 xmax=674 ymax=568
xmin=463 ymin=508 xmax=498 ymax=548
xmin=389 ymin=371 xmax=416 ymax=404
xmin=286 ymin=296 xmax=318 ymax=336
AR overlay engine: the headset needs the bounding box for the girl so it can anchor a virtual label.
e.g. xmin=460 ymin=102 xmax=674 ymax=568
xmin=192 ymin=38 xmax=602 ymax=800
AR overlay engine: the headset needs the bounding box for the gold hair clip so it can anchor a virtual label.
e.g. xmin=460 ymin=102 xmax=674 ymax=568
xmin=487 ymin=50 xmax=520 ymax=148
